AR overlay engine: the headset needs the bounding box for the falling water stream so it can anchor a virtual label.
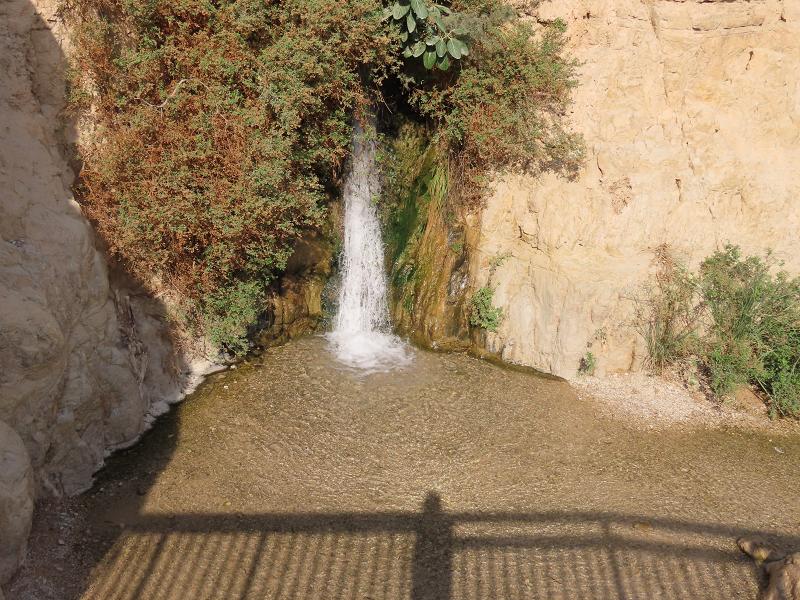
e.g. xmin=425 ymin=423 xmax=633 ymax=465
xmin=327 ymin=117 xmax=412 ymax=371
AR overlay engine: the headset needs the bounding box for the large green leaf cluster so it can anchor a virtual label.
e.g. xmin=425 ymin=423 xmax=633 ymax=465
xmin=383 ymin=1 xmax=469 ymax=71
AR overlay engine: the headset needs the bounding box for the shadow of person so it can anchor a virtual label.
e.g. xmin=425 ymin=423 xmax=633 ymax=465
xmin=412 ymin=491 xmax=453 ymax=600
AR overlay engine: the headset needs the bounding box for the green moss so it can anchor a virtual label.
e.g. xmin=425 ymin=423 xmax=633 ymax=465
xmin=381 ymin=124 xmax=437 ymax=266
xmin=379 ymin=121 xmax=454 ymax=326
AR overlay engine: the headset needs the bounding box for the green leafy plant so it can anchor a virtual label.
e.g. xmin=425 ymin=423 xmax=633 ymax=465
xmin=65 ymin=0 xmax=399 ymax=352
xmin=470 ymin=286 xmax=502 ymax=332
xmin=579 ymin=351 xmax=597 ymax=376
xmin=65 ymin=0 xmax=584 ymax=356
xmin=699 ymin=245 xmax=800 ymax=417
xmin=383 ymin=1 xmax=469 ymax=71
xmin=406 ymin=7 xmax=584 ymax=204
xmin=203 ymin=280 xmax=265 ymax=356
xmin=636 ymin=245 xmax=800 ymax=418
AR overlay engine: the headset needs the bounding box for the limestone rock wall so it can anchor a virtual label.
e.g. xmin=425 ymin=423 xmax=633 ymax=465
xmin=475 ymin=0 xmax=800 ymax=377
xmin=0 ymin=422 xmax=33 ymax=585
xmin=0 ymin=0 xmax=199 ymax=583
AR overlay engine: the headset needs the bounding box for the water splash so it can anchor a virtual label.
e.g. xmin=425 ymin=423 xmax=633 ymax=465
xmin=327 ymin=117 xmax=412 ymax=372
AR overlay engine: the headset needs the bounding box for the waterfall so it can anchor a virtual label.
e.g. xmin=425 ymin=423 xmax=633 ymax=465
xmin=327 ymin=117 xmax=411 ymax=371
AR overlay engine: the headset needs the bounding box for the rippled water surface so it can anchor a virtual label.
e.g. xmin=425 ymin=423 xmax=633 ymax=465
xmin=15 ymin=337 xmax=800 ymax=600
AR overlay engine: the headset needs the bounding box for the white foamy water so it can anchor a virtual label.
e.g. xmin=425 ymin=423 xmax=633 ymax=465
xmin=327 ymin=117 xmax=412 ymax=372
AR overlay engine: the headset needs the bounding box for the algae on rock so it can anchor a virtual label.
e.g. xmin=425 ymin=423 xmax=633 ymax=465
xmin=380 ymin=122 xmax=475 ymax=350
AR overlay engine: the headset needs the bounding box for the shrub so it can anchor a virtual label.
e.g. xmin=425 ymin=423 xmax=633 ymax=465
xmin=579 ymin=351 xmax=596 ymax=376
xmin=65 ymin=0 xmax=399 ymax=352
xmin=699 ymin=245 xmax=800 ymax=417
xmin=203 ymin=280 xmax=265 ymax=356
xmin=771 ymin=372 xmax=800 ymax=418
xmin=65 ymin=0 xmax=583 ymax=354
xmin=404 ymin=2 xmax=584 ymax=203
xmin=634 ymin=247 xmax=702 ymax=372
xmin=470 ymin=286 xmax=502 ymax=332
xmin=637 ymin=245 xmax=800 ymax=418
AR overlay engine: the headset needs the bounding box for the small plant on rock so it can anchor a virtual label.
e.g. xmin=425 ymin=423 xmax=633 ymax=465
xmin=634 ymin=246 xmax=702 ymax=373
xmin=579 ymin=351 xmax=597 ymax=376
xmin=470 ymin=286 xmax=502 ymax=332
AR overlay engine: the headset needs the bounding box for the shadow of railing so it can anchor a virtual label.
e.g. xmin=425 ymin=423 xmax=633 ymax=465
xmin=79 ymin=491 xmax=798 ymax=599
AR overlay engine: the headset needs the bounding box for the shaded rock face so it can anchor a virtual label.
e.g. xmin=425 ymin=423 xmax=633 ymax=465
xmin=0 ymin=0 xmax=192 ymax=559
xmin=474 ymin=0 xmax=800 ymax=377
xmin=0 ymin=422 xmax=34 ymax=585
xmin=256 ymin=234 xmax=336 ymax=347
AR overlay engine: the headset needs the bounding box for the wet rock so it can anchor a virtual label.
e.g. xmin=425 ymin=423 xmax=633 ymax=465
xmin=739 ymin=537 xmax=800 ymax=600
xmin=256 ymin=234 xmax=334 ymax=347
xmin=0 ymin=421 xmax=34 ymax=584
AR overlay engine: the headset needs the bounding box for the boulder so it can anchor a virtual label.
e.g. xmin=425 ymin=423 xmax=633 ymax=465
xmin=0 ymin=421 xmax=34 ymax=585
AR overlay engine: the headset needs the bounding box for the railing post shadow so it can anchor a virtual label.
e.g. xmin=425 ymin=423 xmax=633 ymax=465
xmin=412 ymin=492 xmax=453 ymax=600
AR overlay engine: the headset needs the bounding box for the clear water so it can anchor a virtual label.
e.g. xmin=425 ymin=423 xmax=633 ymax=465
xmin=327 ymin=117 xmax=412 ymax=372
xmin=44 ymin=336 xmax=800 ymax=600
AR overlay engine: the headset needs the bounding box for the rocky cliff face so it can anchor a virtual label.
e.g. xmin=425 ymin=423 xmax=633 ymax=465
xmin=0 ymin=0 xmax=200 ymax=583
xmin=475 ymin=0 xmax=800 ymax=377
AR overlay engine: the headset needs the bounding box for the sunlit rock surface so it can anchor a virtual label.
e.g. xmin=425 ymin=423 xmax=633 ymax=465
xmin=476 ymin=0 xmax=800 ymax=376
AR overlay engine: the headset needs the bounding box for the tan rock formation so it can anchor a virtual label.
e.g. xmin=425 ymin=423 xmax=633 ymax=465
xmin=0 ymin=421 xmax=34 ymax=584
xmin=474 ymin=0 xmax=800 ymax=377
xmin=0 ymin=0 xmax=198 ymax=568
xmin=739 ymin=537 xmax=800 ymax=600
xmin=256 ymin=235 xmax=335 ymax=348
